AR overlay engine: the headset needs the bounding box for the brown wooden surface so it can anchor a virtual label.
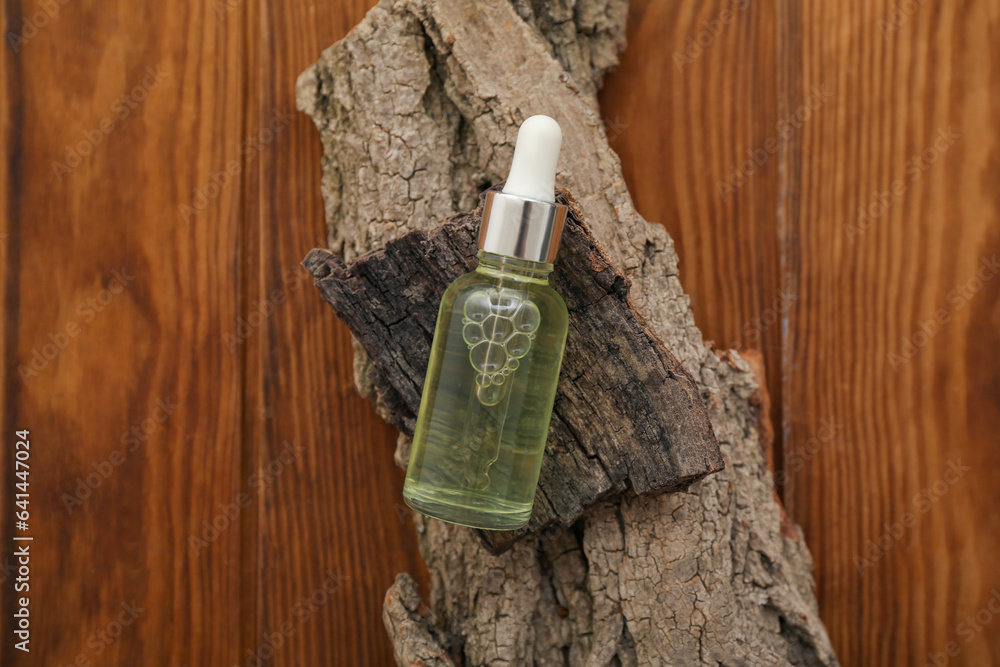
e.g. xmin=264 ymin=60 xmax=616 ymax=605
xmin=2 ymin=1 xmax=247 ymax=664
xmin=1 ymin=0 xmax=997 ymax=666
xmin=601 ymin=0 xmax=1000 ymax=665
xmin=783 ymin=3 xmax=1000 ymax=664
xmin=243 ymin=0 xmax=426 ymax=663
xmin=1 ymin=0 xmax=421 ymax=665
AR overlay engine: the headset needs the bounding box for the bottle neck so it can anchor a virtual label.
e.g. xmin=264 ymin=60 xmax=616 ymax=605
xmin=475 ymin=250 xmax=553 ymax=284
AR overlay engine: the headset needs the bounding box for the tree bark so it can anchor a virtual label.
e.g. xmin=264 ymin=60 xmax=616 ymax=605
xmin=296 ymin=0 xmax=837 ymax=663
xmin=304 ymin=187 xmax=724 ymax=553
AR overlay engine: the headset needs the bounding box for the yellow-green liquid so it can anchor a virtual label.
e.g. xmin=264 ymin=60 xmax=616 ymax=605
xmin=403 ymin=251 xmax=568 ymax=530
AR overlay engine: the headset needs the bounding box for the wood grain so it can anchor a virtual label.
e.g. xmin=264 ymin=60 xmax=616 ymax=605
xmin=782 ymin=1 xmax=1000 ymax=664
xmin=243 ymin=0 xmax=425 ymax=665
xmin=1 ymin=1 xmax=245 ymax=664
xmin=1 ymin=0 xmax=420 ymax=665
xmin=602 ymin=0 xmax=1000 ymax=665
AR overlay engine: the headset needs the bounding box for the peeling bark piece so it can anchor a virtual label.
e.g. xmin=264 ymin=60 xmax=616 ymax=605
xmin=304 ymin=187 xmax=724 ymax=552
xmin=382 ymin=574 xmax=456 ymax=666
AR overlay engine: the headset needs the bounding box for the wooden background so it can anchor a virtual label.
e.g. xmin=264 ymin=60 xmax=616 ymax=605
xmin=1 ymin=0 xmax=997 ymax=665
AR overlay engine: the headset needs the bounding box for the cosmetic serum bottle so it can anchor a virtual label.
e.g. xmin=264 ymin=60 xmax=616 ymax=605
xmin=403 ymin=115 xmax=570 ymax=530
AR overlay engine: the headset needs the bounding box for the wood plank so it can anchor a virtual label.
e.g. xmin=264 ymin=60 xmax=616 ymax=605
xmin=602 ymin=0 xmax=1000 ymax=663
xmin=782 ymin=1 xmax=1000 ymax=664
xmin=1 ymin=1 xmax=245 ymax=664
xmin=599 ymin=0 xmax=787 ymax=476
xmin=244 ymin=0 xmax=426 ymax=664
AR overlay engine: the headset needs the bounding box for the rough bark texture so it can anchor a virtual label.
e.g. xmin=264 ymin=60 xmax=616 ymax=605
xmin=304 ymin=186 xmax=725 ymax=552
xmin=296 ymin=0 xmax=838 ymax=663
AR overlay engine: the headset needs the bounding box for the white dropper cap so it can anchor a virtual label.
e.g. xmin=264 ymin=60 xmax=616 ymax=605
xmin=479 ymin=115 xmax=568 ymax=263
xmin=501 ymin=115 xmax=562 ymax=202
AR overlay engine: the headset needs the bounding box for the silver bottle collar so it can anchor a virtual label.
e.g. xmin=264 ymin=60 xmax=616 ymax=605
xmin=478 ymin=191 xmax=568 ymax=264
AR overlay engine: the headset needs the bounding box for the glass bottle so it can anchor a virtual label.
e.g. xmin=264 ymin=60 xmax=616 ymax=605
xmin=403 ymin=116 xmax=569 ymax=530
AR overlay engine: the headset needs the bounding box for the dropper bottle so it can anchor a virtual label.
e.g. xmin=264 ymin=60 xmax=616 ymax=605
xmin=403 ymin=115 xmax=570 ymax=530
